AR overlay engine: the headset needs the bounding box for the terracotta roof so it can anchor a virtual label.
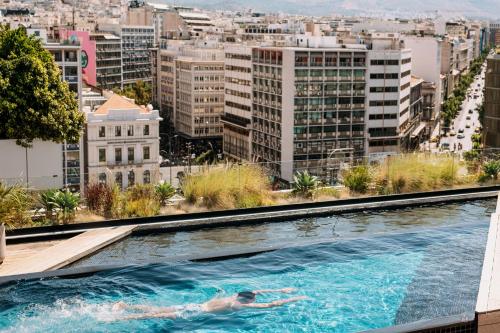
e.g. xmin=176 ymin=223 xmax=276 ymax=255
xmin=94 ymin=94 xmax=148 ymax=115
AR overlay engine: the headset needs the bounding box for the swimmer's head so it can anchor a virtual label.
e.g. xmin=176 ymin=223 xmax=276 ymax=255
xmin=236 ymin=291 xmax=256 ymax=304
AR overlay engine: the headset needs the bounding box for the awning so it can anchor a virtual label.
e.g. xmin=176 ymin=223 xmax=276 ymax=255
xmin=411 ymin=123 xmax=426 ymax=138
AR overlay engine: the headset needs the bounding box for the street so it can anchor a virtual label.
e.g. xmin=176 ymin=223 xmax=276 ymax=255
xmin=439 ymin=64 xmax=486 ymax=153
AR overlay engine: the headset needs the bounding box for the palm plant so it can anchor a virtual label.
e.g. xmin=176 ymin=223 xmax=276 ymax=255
xmin=292 ymin=171 xmax=320 ymax=199
xmin=38 ymin=189 xmax=58 ymax=221
xmin=155 ymin=182 xmax=176 ymax=206
xmin=53 ymin=190 xmax=80 ymax=224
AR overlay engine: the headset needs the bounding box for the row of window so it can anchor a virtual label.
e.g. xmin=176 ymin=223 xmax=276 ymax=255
xmin=225 ymin=53 xmax=251 ymax=61
xmin=370 ymin=59 xmax=400 ymax=66
xmin=369 ymin=86 xmax=399 ymax=93
xmin=370 ymin=73 xmax=399 ymax=80
xmin=226 ymin=88 xmax=251 ymax=99
xmin=226 ymin=100 xmax=251 ymax=112
xmin=98 ymin=146 xmax=150 ymax=163
xmin=225 ymin=65 xmax=251 ymax=73
xmin=369 ymin=113 xmax=398 ymax=120
xmin=98 ymin=125 xmax=149 ymax=138
xmin=98 ymin=170 xmax=151 ymax=188
xmin=369 ymin=100 xmax=398 ymax=107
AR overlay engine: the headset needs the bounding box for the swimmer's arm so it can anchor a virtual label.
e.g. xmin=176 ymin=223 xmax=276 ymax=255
xmin=252 ymin=287 xmax=297 ymax=294
xmin=241 ymin=296 xmax=308 ymax=308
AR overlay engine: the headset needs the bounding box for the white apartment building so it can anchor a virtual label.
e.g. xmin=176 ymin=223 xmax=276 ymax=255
xmin=404 ymin=36 xmax=445 ymax=133
xmin=222 ymin=44 xmax=253 ymax=161
xmin=365 ymin=33 xmax=412 ymax=156
xmin=84 ymin=94 xmax=162 ymax=189
xmin=173 ymin=45 xmax=225 ymax=141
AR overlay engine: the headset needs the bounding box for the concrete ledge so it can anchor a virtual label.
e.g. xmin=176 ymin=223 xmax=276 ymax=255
xmin=477 ymin=194 xmax=500 ymax=333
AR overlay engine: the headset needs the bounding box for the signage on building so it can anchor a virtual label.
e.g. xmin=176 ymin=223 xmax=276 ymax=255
xmin=60 ymin=30 xmax=97 ymax=86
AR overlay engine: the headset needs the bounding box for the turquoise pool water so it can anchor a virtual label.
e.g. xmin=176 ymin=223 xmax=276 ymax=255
xmin=0 ymin=200 xmax=494 ymax=332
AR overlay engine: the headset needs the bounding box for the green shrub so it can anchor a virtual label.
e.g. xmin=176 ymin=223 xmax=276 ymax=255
xmin=155 ymin=182 xmax=176 ymax=206
xmin=482 ymin=160 xmax=500 ymax=180
xmin=0 ymin=182 xmax=32 ymax=229
xmin=343 ymin=165 xmax=371 ymax=194
xmin=292 ymin=171 xmax=320 ymax=199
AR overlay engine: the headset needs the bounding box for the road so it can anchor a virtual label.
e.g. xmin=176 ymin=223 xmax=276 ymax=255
xmin=439 ymin=64 xmax=486 ymax=153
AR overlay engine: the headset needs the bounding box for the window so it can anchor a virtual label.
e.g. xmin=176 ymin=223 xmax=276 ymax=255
xmin=369 ymin=100 xmax=398 ymax=107
xmin=143 ymin=125 xmax=150 ymax=136
xmin=143 ymin=146 xmax=150 ymax=160
xmin=115 ymin=148 xmax=122 ymax=163
xmin=115 ymin=126 xmax=121 ymax=137
xmin=99 ymin=148 xmax=106 ymax=162
xmin=99 ymin=126 xmax=105 ymax=138
xmin=370 ymin=59 xmax=399 ymax=66
xmin=115 ymin=172 xmax=123 ymax=189
xmin=128 ymin=147 xmax=134 ymax=162
xmin=370 ymin=86 xmax=399 ymax=93
xmin=143 ymin=170 xmax=151 ymax=184
xmin=128 ymin=170 xmax=135 ymax=187
xmin=98 ymin=173 xmax=106 ymax=184
xmin=127 ymin=125 xmax=134 ymax=136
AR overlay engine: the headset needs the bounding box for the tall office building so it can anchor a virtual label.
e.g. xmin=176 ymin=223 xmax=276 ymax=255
xmin=46 ymin=42 xmax=85 ymax=191
xmin=173 ymin=45 xmax=225 ymax=148
xmin=222 ymin=44 xmax=253 ymax=161
xmin=251 ymin=36 xmax=367 ymax=182
xmin=484 ymin=53 xmax=500 ymax=147
xmin=98 ymin=24 xmax=154 ymax=89
xmin=365 ymin=33 xmax=413 ymax=155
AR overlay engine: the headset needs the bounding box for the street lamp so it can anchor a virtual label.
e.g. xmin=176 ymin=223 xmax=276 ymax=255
xmin=169 ymin=134 xmax=178 ymax=184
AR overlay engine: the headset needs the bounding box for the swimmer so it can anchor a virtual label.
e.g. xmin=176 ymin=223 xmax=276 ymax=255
xmin=111 ymin=288 xmax=307 ymax=321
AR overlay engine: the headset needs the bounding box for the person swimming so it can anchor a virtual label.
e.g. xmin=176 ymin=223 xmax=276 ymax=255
xmin=111 ymin=288 xmax=307 ymax=321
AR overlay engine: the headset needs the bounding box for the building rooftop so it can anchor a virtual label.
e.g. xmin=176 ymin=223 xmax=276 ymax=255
xmin=94 ymin=94 xmax=148 ymax=115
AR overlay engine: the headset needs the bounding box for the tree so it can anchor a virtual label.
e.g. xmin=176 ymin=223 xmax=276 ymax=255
xmin=113 ymin=80 xmax=152 ymax=106
xmin=0 ymin=26 xmax=84 ymax=147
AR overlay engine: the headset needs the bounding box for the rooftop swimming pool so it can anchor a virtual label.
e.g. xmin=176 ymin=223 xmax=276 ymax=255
xmin=0 ymin=200 xmax=495 ymax=332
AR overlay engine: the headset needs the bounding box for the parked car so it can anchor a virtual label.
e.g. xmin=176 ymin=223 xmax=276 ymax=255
xmin=466 ymin=115 xmax=471 ymax=120
xmin=441 ymin=142 xmax=450 ymax=150
xmin=449 ymin=130 xmax=457 ymax=136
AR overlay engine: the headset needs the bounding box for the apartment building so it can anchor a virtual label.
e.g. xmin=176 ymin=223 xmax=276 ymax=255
xmin=364 ymin=33 xmax=412 ymax=155
xmin=90 ymin=32 xmax=122 ymax=90
xmin=404 ymin=36 xmax=445 ymax=133
xmin=251 ymin=36 xmax=367 ymax=182
xmin=98 ymin=24 xmax=154 ymax=88
xmin=484 ymin=53 xmax=500 ymax=148
xmin=174 ymin=45 xmax=225 ymax=146
xmin=222 ymin=44 xmax=253 ymax=161
xmin=84 ymin=94 xmax=162 ymax=189
xmin=159 ymin=46 xmax=178 ymax=121
xmin=127 ymin=2 xmax=170 ymax=45
xmin=46 ymin=42 xmax=85 ymax=191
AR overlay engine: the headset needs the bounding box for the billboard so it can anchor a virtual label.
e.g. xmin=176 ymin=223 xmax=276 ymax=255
xmin=60 ymin=30 xmax=97 ymax=86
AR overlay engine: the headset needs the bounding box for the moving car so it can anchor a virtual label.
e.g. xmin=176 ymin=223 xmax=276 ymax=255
xmin=468 ymin=109 xmax=473 ymax=114
xmin=449 ymin=130 xmax=457 ymax=136
xmin=458 ymin=128 xmax=464 ymax=133
xmin=465 ymin=123 xmax=471 ymax=128
xmin=466 ymin=115 xmax=471 ymax=120
xmin=457 ymin=134 xmax=465 ymax=139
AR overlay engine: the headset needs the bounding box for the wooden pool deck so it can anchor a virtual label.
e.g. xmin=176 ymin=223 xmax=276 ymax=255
xmin=0 ymin=226 xmax=136 ymax=278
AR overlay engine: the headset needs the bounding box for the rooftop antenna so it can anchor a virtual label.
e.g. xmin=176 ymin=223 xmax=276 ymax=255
xmin=72 ymin=2 xmax=76 ymax=30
